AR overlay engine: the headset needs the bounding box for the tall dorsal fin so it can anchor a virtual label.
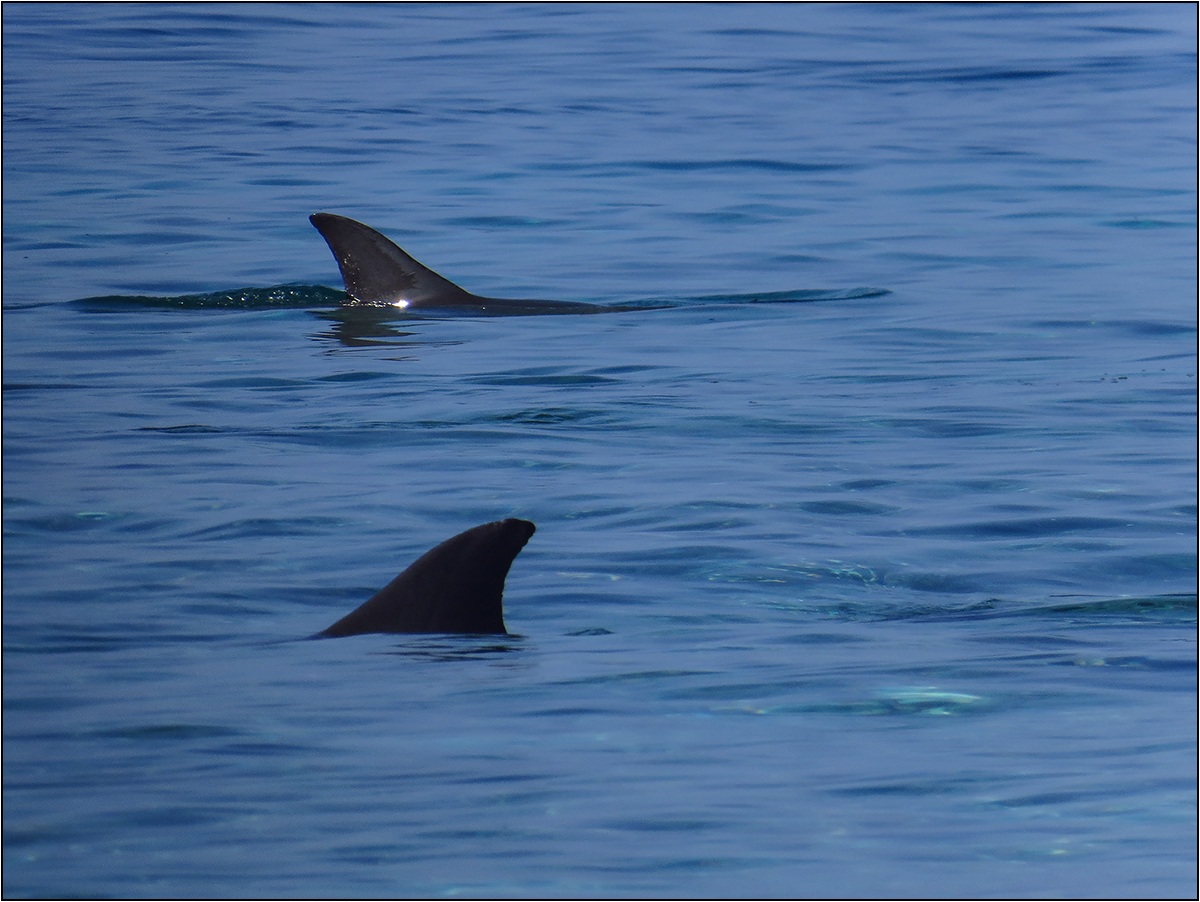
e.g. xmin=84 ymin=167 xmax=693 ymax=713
xmin=310 ymin=212 xmax=478 ymax=307
xmin=316 ymin=519 xmax=536 ymax=637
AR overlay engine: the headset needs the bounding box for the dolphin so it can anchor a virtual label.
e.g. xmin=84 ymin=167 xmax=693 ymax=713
xmin=315 ymin=519 xmax=535 ymax=637
xmin=310 ymin=212 xmax=655 ymax=314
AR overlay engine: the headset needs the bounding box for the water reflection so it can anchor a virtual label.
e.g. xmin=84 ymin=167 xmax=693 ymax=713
xmin=310 ymin=306 xmax=466 ymax=351
xmin=376 ymin=634 xmax=527 ymax=663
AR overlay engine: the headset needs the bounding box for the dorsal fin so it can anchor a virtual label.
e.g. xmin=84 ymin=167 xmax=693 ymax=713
xmin=316 ymin=519 xmax=535 ymax=637
xmin=309 ymin=213 xmax=665 ymax=314
xmin=310 ymin=212 xmax=478 ymax=307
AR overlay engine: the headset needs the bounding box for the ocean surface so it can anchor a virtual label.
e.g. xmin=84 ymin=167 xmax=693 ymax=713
xmin=3 ymin=4 xmax=1196 ymax=899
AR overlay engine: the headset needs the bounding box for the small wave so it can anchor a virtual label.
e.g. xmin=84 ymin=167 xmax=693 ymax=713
xmin=184 ymin=517 xmax=347 ymax=540
xmin=1019 ymin=593 xmax=1197 ymax=618
xmin=900 ymin=594 xmax=1197 ymax=624
xmin=692 ymin=287 xmax=891 ymax=303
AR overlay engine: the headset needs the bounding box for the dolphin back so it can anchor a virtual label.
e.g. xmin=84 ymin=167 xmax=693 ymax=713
xmin=316 ymin=519 xmax=536 ymax=637
xmin=310 ymin=212 xmax=477 ymax=307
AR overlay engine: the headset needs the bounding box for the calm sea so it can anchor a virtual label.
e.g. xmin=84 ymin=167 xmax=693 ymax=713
xmin=3 ymin=3 xmax=1196 ymax=899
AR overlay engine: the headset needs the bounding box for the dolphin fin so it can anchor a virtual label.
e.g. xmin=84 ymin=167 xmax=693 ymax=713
xmin=310 ymin=212 xmax=478 ymax=307
xmin=316 ymin=519 xmax=536 ymax=637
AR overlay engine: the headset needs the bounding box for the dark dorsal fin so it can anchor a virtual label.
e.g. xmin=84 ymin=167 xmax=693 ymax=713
xmin=310 ymin=213 xmax=664 ymax=314
xmin=316 ymin=519 xmax=536 ymax=637
xmin=310 ymin=212 xmax=478 ymax=307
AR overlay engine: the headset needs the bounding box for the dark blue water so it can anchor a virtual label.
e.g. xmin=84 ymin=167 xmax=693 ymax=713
xmin=4 ymin=4 xmax=1196 ymax=898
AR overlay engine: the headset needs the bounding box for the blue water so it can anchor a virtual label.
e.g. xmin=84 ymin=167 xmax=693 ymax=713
xmin=3 ymin=3 xmax=1196 ymax=898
